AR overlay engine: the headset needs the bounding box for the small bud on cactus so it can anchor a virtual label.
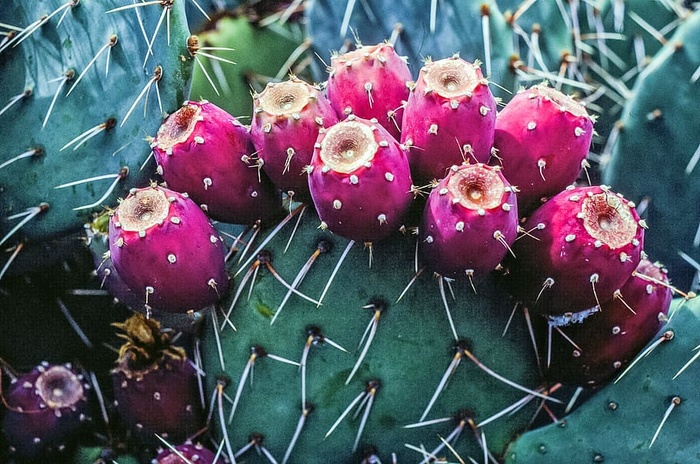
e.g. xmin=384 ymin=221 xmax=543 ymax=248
xmin=506 ymin=185 xmax=645 ymax=315
xmin=419 ymin=163 xmax=518 ymax=279
xmin=250 ymin=77 xmax=338 ymax=201
xmin=151 ymin=100 xmax=282 ymax=224
xmin=401 ymin=55 xmax=497 ymax=186
xmin=108 ymin=185 xmax=229 ymax=313
xmin=493 ymin=83 xmax=594 ymax=214
xmin=326 ymin=42 xmax=412 ymax=140
xmin=307 ymin=115 xmax=413 ymax=242
xmin=1 ymin=362 xmax=90 ymax=461
xmin=111 ymin=314 xmax=203 ymax=446
xmin=154 ymin=441 xmax=226 ymax=463
xmin=542 ymin=258 xmax=673 ymax=387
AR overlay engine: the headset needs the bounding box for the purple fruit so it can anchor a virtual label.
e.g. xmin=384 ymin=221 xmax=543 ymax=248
xmin=109 ymin=185 xmax=229 ymax=313
xmin=1 ymin=362 xmax=90 ymax=461
xmin=111 ymin=314 xmax=203 ymax=446
xmin=419 ymin=163 xmax=518 ymax=279
xmin=506 ymin=185 xmax=645 ymax=315
xmin=250 ymin=77 xmax=338 ymax=201
xmin=151 ymin=100 xmax=282 ymax=224
xmin=326 ymin=42 xmax=412 ymax=140
xmin=307 ymin=115 xmax=414 ymax=242
xmin=493 ymin=83 xmax=594 ymax=214
xmin=154 ymin=441 xmax=226 ymax=463
xmin=401 ymin=55 xmax=497 ymax=186
xmin=542 ymin=258 xmax=672 ymax=387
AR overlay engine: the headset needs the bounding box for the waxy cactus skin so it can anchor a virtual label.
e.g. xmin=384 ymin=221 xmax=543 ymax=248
xmin=250 ymin=77 xmax=338 ymax=201
xmin=326 ymin=42 xmax=412 ymax=140
xmin=307 ymin=115 xmax=414 ymax=242
xmin=108 ymin=185 xmax=228 ymax=313
xmin=401 ymin=56 xmax=497 ymax=186
xmin=493 ymin=83 xmax=594 ymax=214
xmin=154 ymin=441 xmax=225 ymax=463
xmin=506 ymin=185 xmax=645 ymax=315
xmin=152 ymin=100 xmax=282 ymax=225
xmin=419 ymin=163 xmax=518 ymax=279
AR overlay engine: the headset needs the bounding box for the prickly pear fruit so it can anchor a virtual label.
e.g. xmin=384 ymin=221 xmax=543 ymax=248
xmin=401 ymin=55 xmax=497 ymax=186
xmin=151 ymin=100 xmax=282 ymax=225
xmin=250 ymin=77 xmax=338 ymax=201
xmin=325 ymin=42 xmax=412 ymax=140
xmin=108 ymin=185 xmax=228 ymax=313
xmin=505 ymin=185 xmax=645 ymax=315
xmin=493 ymin=83 xmax=594 ymax=214
xmin=154 ymin=441 xmax=225 ymax=463
xmin=542 ymin=258 xmax=673 ymax=387
xmin=307 ymin=115 xmax=414 ymax=242
xmin=111 ymin=314 xmax=203 ymax=446
xmin=1 ymin=362 xmax=90 ymax=461
xmin=419 ymin=163 xmax=518 ymax=280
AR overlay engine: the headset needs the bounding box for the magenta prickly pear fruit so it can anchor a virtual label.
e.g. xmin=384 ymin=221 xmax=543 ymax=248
xmin=108 ymin=185 xmax=229 ymax=313
xmin=326 ymin=42 xmax=412 ymax=140
xmin=307 ymin=115 xmax=414 ymax=242
xmin=542 ymin=258 xmax=672 ymax=387
xmin=111 ymin=314 xmax=203 ymax=446
xmin=506 ymin=185 xmax=645 ymax=315
xmin=493 ymin=83 xmax=595 ymax=214
xmin=154 ymin=441 xmax=226 ymax=463
xmin=151 ymin=100 xmax=282 ymax=224
xmin=401 ymin=55 xmax=497 ymax=186
xmin=419 ymin=163 xmax=518 ymax=280
xmin=250 ymin=77 xmax=338 ymax=201
xmin=1 ymin=362 xmax=90 ymax=461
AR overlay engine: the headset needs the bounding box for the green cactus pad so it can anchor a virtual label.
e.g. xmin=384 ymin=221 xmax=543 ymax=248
xmin=0 ymin=0 xmax=193 ymax=260
xmin=602 ymin=10 xmax=700 ymax=289
xmin=201 ymin=206 xmax=551 ymax=463
xmin=504 ymin=296 xmax=700 ymax=463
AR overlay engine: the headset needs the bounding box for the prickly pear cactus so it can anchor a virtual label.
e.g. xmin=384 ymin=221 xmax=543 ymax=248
xmin=201 ymin=208 xmax=548 ymax=463
xmin=602 ymin=9 xmax=700 ymax=290
xmin=0 ymin=0 xmax=193 ymax=267
xmin=504 ymin=296 xmax=700 ymax=463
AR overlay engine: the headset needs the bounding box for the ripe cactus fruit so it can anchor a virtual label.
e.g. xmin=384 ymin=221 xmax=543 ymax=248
xmin=401 ymin=55 xmax=497 ymax=186
xmin=250 ymin=77 xmax=338 ymax=201
xmin=307 ymin=115 xmax=414 ymax=242
xmin=419 ymin=163 xmax=518 ymax=280
xmin=152 ymin=100 xmax=282 ymax=225
xmin=506 ymin=185 xmax=645 ymax=315
xmin=108 ymin=185 xmax=229 ymax=314
xmin=111 ymin=314 xmax=203 ymax=446
xmin=325 ymin=42 xmax=412 ymax=140
xmin=154 ymin=441 xmax=225 ymax=463
xmin=493 ymin=83 xmax=595 ymax=214
xmin=542 ymin=258 xmax=673 ymax=387
xmin=1 ymin=362 xmax=90 ymax=461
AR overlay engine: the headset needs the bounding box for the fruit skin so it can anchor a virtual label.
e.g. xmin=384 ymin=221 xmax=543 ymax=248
xmin=541 ymin=258 xmax=673 ymax=388
xmin=504 ymin=296 xmax=700 ymax=464
xmin=1 ymin=362 xmax=91 ymax=462
xmin=401 ymin=56 xmax=498 ymax=186
xmin=307 ymin=115 xmax=414 ymax=243
xmin=326 ymin=42 xmax=412 ymax=140
xmin=505 ymin=185 xmax=645 ymax=315
xmin=111 ymin=314 xmax=204 ymax=447
xmin=108 ymin=185 xmax=229 ymax=314
xmin=419 ymin=163 xmax=518 ymax=279
xmin=250 ymin=77 xmax=339 ymax=201
xmin=152 ymin=100 xmax=283 ymax=225
xmin=493 ymin=83 xmax=594 ymax=214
